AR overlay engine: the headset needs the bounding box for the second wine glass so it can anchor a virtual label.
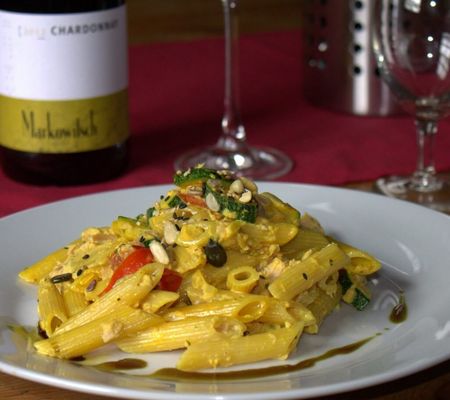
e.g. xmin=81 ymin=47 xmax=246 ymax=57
xmin=373 ymin=0 xmax=450 ymax=211
xmin=174 ymin=0 xmax=292 ymax=179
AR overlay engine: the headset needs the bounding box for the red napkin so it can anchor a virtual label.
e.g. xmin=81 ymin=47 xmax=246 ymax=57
xmin=1 ymin=30 xmax=450 ymax=217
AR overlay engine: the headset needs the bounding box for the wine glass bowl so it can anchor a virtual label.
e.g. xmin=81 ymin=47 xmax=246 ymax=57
xmin=373 ymin=0 xmax=450 ymax=211
xmin=174 ymin=0 xmax=292 ymax=180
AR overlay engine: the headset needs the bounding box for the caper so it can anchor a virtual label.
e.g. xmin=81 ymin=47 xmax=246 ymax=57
xmin=204 ymin=239 xmax=227 ymax=267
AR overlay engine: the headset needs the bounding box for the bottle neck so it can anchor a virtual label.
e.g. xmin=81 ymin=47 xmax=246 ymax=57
xmin=0 ymin=1 xmax=125 ymax=13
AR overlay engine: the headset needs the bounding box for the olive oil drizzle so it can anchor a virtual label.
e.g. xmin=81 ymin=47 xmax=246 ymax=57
xmin=150 ymin=335 xmax=377 ymax=381
xmin=389 ymin=292 xmax=407 ymax=323
xmin=90 ymin=358 xmax=148 ymax=372
xmin=6 ymin=324 xmax=41 ymax=341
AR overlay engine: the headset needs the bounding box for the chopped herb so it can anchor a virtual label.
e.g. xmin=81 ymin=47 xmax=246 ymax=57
xmin=139 ymin=236 xmax=154 ymax=247
xmin=76 ymin=269 xmax=83 ymax=276
xmin=146 ymin=207 xmax=156 ymax=218
xmin=178 ymin=202 xmax=187 ymax=209
xmin=302 ymin=273 xmax=308 ymax=280
xmin=82 ymin=254 xmax=90 ymax=260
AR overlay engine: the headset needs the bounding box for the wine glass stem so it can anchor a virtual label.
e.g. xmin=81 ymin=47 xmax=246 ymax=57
xmin=412 ymin=118 xmax=440 ymax=190
xmin=218 ymin=0 xmax=247 ymax=152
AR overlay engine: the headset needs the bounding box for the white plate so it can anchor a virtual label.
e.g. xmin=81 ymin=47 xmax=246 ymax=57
xmin=1 ymin=183 xmax=450 ymax=400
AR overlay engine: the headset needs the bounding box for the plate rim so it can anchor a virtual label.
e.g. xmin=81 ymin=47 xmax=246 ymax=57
xmin=1 ymin=182 xmax=450 ymax=399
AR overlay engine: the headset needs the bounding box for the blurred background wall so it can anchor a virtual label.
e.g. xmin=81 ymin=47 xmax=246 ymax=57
xmin=127 ymin=0 xmax=303 ymax=44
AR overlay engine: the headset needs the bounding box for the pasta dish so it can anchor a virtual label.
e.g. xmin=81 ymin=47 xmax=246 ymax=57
xmin=18 ymin=167 xmax=381 ymax=371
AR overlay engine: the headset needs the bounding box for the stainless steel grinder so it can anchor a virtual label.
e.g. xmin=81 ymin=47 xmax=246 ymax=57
xmin=302 ymin=0 xmax=401 ymax=116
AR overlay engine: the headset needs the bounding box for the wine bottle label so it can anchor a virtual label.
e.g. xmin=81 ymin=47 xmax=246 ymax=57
xmin=0 ymin=5 xmax=129 ymax=153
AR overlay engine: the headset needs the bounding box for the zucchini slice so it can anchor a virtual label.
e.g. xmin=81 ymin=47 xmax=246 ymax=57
xmin=166 ymin=194 xmax=186 ymax=208
xmin=174 ymin=167 xmax=221 ymax=187
xmin=338 ymin=269 xmax=370 ymax=311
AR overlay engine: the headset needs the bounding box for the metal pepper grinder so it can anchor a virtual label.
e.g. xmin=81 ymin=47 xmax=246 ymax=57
xmin=302 ymin=0 xmax=401 ymax=116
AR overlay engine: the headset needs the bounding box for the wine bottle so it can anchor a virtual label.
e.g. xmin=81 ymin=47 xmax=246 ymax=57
xmin=0 ymin=0 xmax=129 ymax=185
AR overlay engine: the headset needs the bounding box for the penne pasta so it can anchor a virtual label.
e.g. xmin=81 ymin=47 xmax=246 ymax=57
xmin=336 ymin=240 xmax=382 ymax=275
xmin=37 ymin=279 xmax=68 ymax=336
xmin=268 ymin=243 xmax=349 ymax=300
xmin=177 ymin=322 xmax=304 ymax=371
xmin=19 ymin=247 xmax=69 ymax=284
xmin=226 ymin=266 xmax=260 ymax=293
xmin=258 ymin=297 xmax=316 ymax=327
xmin=281 ymin=229 xmax=330 ymax=259
xmin=62 ymin=285 xmax=89 ymax=317
xmin=140 ymin=290 xmax=179 ymax=314
xmin=304 ymin=286 xmax=342 ymax=334
xmin=162 ymin=296 xmax=268 ymax=323
xmin=35 ymin=305 xmax=163 ymax=359
xmin=117 ymin=316 xmax=245 ymax=353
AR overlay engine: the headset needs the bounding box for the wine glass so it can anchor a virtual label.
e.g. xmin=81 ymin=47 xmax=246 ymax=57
xmin=174 ymin=0 xmax=292 ymax=179
xmin=373 ymin=0 xmax=450 ymax=212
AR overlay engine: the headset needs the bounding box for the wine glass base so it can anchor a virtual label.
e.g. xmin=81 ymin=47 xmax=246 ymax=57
xmin=375 ymin=175 xmax=450 ymax=213
xmin=174 ymin=145 xmax=293 ymax=180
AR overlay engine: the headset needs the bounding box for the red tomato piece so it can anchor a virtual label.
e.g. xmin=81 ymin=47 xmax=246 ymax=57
xmin=159 ymin=268 xmax=182 ymax=292
xmin=179 ymin=193 xmax=206 ymax=208
xmin=102 ymin=247 xmax=153 ymax=295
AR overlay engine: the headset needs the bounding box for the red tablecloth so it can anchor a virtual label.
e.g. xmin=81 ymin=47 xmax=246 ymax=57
xmin=1 ymin=30 xmax=450 ymax=218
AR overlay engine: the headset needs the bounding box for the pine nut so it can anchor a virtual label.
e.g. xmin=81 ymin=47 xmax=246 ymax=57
xmin=164 ymin=221 xmax=179 ymax=245
xmin=239 ymin=190 xmax=252 ymax=203
xmin=149 ymin=241 xmax=170 ymax=264
xmin=206 ymin=193 xmax=220 ymax=212
xmin=230 ymin=179 xmax=244 ymax=194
